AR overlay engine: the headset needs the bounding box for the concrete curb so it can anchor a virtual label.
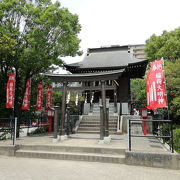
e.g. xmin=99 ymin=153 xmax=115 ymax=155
xmin=0 ymin=145 xmax=20 ymax=156
xmin=125 ymin=150 xmax=180 ymax=170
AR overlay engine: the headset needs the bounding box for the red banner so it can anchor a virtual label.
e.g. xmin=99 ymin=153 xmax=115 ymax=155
xmin=6 ymin=73 xmax=15 ymax=108
xmin=22 ymin=79 xmax=31 ymax=110
xmin=36 ymin=82 xmax=43 ymax=110
xmin=146 ymin=59 xmax=167 ymax=110
xmin=46 ymin=86 xmax=52 ymax=109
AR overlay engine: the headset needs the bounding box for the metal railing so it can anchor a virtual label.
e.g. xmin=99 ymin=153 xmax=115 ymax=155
xmin=128 ymin=119 xmax=174 ymax=153
xmin=0 ymin=117 xmax=17 ymax=145
xmin=0 ymin=116 xmax=49 ymax=143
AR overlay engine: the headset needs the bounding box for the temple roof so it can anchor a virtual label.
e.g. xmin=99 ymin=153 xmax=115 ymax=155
xmin=65 ymin=46 xmax=147 ymax=70
xmin=64 ymin=45 xmax=148 ymax=78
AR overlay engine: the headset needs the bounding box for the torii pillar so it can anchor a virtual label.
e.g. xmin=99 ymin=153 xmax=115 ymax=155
xmin=60 ymin=82 xmax=67 ymax=136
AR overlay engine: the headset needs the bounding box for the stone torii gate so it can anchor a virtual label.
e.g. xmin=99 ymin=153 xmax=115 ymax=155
xmin=46 ymin=69 xmax=124 ymax=142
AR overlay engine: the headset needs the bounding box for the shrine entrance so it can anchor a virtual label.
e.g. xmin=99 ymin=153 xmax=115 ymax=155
xmin=46 ymin=46 xmax=148 ymax=142
xmin=47 ymin=69 xmax=124 ymax=142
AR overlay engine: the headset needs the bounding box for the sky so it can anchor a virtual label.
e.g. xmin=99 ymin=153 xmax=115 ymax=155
xmin=52 ymin=0 xmax=180 ymax=65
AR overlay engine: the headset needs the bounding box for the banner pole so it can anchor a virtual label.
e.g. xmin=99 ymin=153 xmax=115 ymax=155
xmin=13 ymin=117 xmax=17 ymax=146
xmin=161 ymin=57 xmax=170 ymax=120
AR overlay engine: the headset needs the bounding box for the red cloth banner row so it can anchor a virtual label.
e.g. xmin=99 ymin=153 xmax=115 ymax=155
xmin=6 ymin=75 xmax=52 ymax=111
xmin=35 ymin=83 xmax=53 ymax=110
xmin=146 ymin=59 xmax=167 ymax=110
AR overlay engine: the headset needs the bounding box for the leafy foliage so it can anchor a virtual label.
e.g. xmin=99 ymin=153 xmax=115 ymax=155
xmin=131 ymin=78 xmax=146 ymax=102
xmin=165 ymin=59 xmax=180 ymax=121
xmin=173 ymin=126 xmax=180 ymax=153
xmin=130 ymin=78 xmax=146 ymax=109
xmin=28 ymin=125 xmax=48 ymax=136
xmin=145 ymin=27 xmax=180 ymax=123
xmin=145 ymin=27 xmax=180 ymax=61
xmin=0 ymin=0 xmax=82 ymax=119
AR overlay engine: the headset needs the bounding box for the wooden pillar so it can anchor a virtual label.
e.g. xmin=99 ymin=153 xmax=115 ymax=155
xmin=101 ymin=80 xmax=106 ymax=138
xmin=100 ymin=105 xmax=104 ymax=140
xmin=105 ymin=107 xmax=109 ymax=137
xmin=53 ymin=106 xmax=59 ymax=139
xmin=60 ymin=82 xmax=67 ymax=135
xmin=66 ymin=107 xmax=70 ymax=135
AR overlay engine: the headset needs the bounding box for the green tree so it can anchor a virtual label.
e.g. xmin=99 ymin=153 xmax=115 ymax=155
xmin=145 ymin=27 xmax=180 ymax=61
xmin=0 ymin=0 xmax=82 ymax=134
xmin=130 ymin=78 xmax=146 ymax=109
xmin=145 ymin=27 xmax=180 ymax=122
xmin=165 ymin=59 xmax=180 ymax=122
xmin=0 ymin=35 xmax=16 ymax=117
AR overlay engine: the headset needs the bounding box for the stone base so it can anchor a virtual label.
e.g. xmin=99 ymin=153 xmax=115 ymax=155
xmin=98 ymin=140 xmax=105 ymax=144
xmin=52 ymin=135 xmax=69 ymax=142
xmin=113 ymin=113 xmax=118 ymax=116
xmin=104 ymin=136 xmax=111 ymax=144
xmin=58 ymin=135 xmax=68 ymax=141
xmin=52 ymin=138 xmax=59 ymax=143
xmin=98 ymin=136 xmax=112 ymax=144
xmin=88 ymin=113 xmax=93 ymax=115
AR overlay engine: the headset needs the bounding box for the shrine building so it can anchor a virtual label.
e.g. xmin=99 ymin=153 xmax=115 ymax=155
xmin=47 ymin=45 xmax=148 ymax=137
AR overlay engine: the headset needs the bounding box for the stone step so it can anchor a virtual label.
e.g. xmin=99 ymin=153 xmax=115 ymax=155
xmin=18 ymin=145 xmax=125 ymax=155
xmin=79 ymin=115 xmax=118 ymax=134
xmin=83 ymin=117 xmax=101 ymax=119
xmin=77 ymin=131 xmax=117 ymax=134
xmin=79 ymin=125 xmax=117 ymax=129
xmin=93 ymin=105 xmax=114 ymax=108
xmin=92 ymin=108 xmax=114 ymax=110
xmin=79 ymin=127 xmax=117 ymax=130
xmin=80 ymin=122 xmax=101 ymax=125
xmin=78 ymin=127 xmax=117 ymax=131
xmin=79 ymin=123 xmax=117 ymax=126
xmin=81 ymin=119 xmax=117 ymax=123
xmin=82 ymin=115 xmax=118 ymax=117
xmin=83 ymin=119 xmax=117 ymax=121
xmin=80 ymin=122 xmax=117 ymax=126
xmin=92 ymin=108 xmax=115 ymax=111
xmin=16 ymin=150 xmax=125 ymax=164
xmin=93 ymin=103 xmax=114 ymax=107
xmin=81 ymin=120 xmax=117 ymax=123
xmin=82 ymin=116 xmax=118 ymax=120
xmin=82 ymin=119 xmax=116 ymax=122
xmin=93 ymin=107 xmax=114 ymax=109
xmin=93 ymin=111 xmax=115 ymax=114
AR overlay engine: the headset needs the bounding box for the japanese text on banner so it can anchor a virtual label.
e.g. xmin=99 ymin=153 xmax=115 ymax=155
xmin=36 ymin=82 xmax=43 ymax=110
xmin=6 ymin=73 xmax=15 ymax=109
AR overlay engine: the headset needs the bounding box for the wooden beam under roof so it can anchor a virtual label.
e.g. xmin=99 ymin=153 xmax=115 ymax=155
xmin=46 ymin=69 xmax=125 ymax=82
xmin=53 ymin=85 xmax=116 ymax=91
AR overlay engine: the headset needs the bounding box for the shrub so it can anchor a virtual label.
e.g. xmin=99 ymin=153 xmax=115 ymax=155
xmin=173 ymin=127 xmax=180 ymax=153
xmin=28 ymin=125 xmax=48 ymax=135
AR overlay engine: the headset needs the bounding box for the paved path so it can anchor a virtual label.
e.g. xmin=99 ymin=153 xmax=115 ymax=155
xmin=0 ymin=155 xmax=179 ymax=180
xmin=1 ymin=133 xmax=170 ymax=152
